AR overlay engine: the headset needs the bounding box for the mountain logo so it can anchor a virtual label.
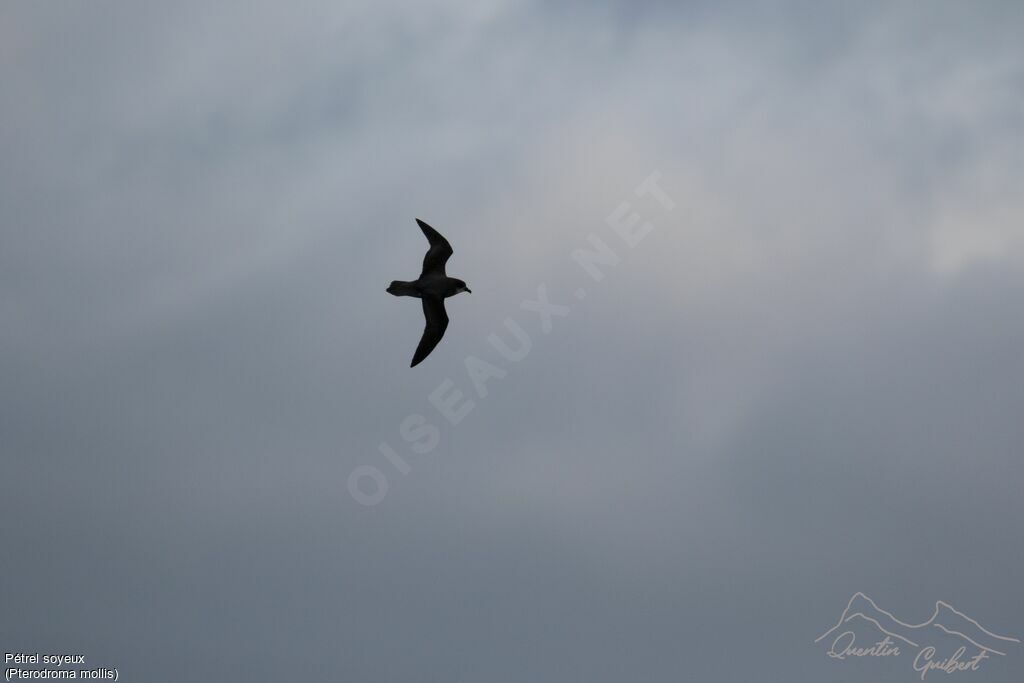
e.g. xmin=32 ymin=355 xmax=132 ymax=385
xmin=816 ymin=592 xmax=1020 ymax=679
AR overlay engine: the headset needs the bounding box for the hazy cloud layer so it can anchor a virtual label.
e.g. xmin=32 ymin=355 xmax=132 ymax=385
xmin=2 ymin=2 xmax=1022 ymax=681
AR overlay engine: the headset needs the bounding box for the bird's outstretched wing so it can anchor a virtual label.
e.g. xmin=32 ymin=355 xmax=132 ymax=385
xmin=411 ymin=295 xmax=449 ymax=367
xmin=417 ymin=218 xmax=453 ymax=278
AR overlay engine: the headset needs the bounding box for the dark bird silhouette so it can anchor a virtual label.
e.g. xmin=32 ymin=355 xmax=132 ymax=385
xmin=387 ymin=219 xmax=471 ymax=367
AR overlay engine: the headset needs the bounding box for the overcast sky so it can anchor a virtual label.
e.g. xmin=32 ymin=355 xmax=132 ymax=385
xmin=2 ymin=1 xmax=1023 ymax=681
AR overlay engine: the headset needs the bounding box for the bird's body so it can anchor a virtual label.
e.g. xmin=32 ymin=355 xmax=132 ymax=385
xmin=386 ymin=275 xmax=467 ymax=299
xmin=387 ymin=219 xmax=471 ymax=367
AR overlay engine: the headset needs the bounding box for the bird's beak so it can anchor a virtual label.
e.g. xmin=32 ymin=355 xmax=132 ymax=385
xmin=465 ymin=287 xmax=472 ymax=294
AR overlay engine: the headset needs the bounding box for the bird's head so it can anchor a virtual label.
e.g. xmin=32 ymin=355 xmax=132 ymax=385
xmin=453 ymin=279 xmax=472 ymax=295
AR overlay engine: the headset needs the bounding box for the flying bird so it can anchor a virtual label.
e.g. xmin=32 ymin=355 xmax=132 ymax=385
xmin=387 ymin=219 xmax=471 ymax=367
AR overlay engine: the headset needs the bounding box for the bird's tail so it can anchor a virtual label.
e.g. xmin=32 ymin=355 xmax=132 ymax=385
xmin=387 ymin=280 xmax=419 ymax=297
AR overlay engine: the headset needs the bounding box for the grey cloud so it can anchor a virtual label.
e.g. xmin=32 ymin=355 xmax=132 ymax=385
xmin=2 ymin=1 xmax=1022 ymax=681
